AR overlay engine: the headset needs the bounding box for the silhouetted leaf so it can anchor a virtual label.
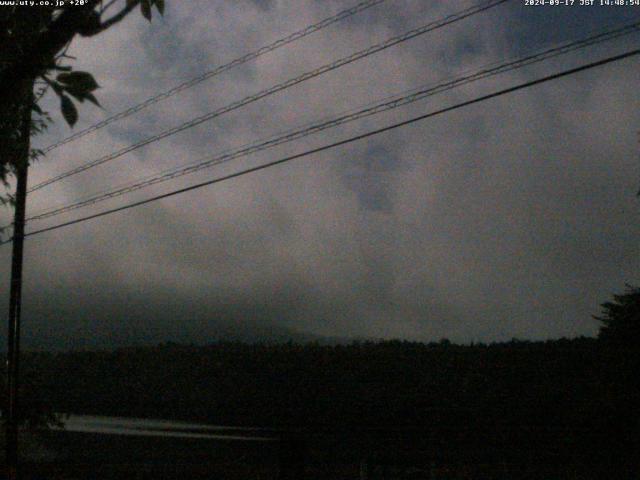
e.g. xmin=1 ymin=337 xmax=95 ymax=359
xmin=61 ymin=85 xmax=85 ymax=102
xmin=56 ymin=71 xmax=99 ymax=92
xmin=60 ymin=95 xmax=78 ymax=127
xmin=78 ymin=11 xmax=102 ymax=36
xmin=155 ymin=0 xmax=165 ymax=15
xmin=60 ymin=83 xmax=101 ymax=108
xmin=84 ymin=92 xmax=101 ymax=107
xmin=49 ymin=81 xmax=63 ymax=97
xmin=141 ymin=0 xmax=152 ymax=21
xmin=31 ymin=103 xmax=43 ymax=115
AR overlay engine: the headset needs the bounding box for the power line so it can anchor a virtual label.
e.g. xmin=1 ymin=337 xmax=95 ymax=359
xmin=39 ymin=0 xmax=389 ymax=153
xmin=2 ymin=47 xmax=636 ymax=246
xmin=23 ymin=20 xmax=640 ymax=223
xmin=28 ymin=0 xmax=510 ymax=193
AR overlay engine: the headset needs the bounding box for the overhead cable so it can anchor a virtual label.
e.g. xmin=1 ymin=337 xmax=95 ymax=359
xmin=40 ymin=0 xmax=389 ymax=153
xmin=29 ymin=0 xmax=510 ymax=193
xmin=24 ymin=20 xmax=640 ymax=223
xmin=1 ymin=47 xmax=635 ymax=246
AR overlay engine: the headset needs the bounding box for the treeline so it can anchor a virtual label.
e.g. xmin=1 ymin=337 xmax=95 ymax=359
xmin=7 ymin=336 xmax=639 ymax=474
xmin=5 ymin=286 xmax=638 ymax=475
xmin=10 ymin=286 xmax=639 ymax=432
xmin=17 ymin=337 xmax=635 ymax=427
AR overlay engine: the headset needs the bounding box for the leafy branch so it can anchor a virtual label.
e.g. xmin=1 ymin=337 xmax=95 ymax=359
xmin=0 ymin=0 xmax=167 ymax=213
xmin=43 ymin=71 xmax=101 ymax=127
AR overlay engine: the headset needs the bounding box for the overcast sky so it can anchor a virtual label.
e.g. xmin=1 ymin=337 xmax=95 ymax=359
xmin=1 ymin=0 xmax=640 ymax=349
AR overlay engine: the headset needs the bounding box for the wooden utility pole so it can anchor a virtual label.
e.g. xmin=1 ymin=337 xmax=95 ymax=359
xmin=5 ymin=82 xmax=33 ymax=480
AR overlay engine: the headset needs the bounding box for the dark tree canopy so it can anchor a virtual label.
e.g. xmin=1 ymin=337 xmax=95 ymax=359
xmin=595 ymin=285 xmax=640 ymax=345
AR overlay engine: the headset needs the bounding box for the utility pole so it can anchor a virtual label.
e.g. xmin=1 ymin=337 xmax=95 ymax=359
xmin=5 ymin=82 xmax=33 ymax=480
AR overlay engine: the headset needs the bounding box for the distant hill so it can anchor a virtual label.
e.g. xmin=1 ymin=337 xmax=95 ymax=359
xmin=198 ymin=319 xmax=353 ymax=345
xmin=10 ymin=317 xmax=355 ymax=352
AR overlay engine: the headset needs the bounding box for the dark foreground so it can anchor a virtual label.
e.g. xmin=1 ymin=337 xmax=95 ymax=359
xmin=1 ymin=426 xmax=638 ymax=479
xmin=3 ymin=336 xmax=639 ymax=478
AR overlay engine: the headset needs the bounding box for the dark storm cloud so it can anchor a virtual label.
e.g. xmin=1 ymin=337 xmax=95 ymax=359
xmin=2 ymin=0 xmax=640 ymax=349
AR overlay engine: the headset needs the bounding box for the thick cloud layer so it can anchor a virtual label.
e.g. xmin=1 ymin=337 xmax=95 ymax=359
xmin=1 ymin=0 xmax=639 ymax=348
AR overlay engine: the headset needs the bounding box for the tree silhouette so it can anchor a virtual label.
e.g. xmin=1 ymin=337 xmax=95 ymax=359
xmin=594 ymin=285 xmax=640 ymax=345
xmin=0 ymin=0 xmax=167 ymax=439
xmin=0 ymin=0 xmax=165 ymax=206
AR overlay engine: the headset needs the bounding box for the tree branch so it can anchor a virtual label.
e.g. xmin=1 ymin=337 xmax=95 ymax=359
xmin=89 ymin=0 xmax=140 ymax=36
xmin=0 ymin=0 xmax=102 ymax=96
xmin=100 ymin=0 xmax=121 ymax=15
